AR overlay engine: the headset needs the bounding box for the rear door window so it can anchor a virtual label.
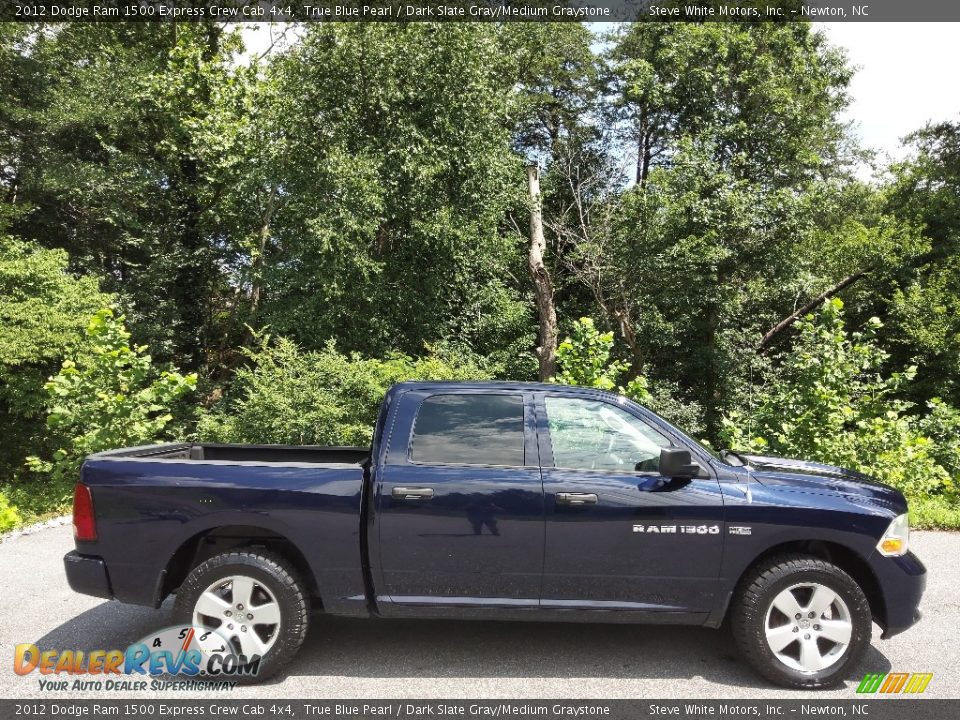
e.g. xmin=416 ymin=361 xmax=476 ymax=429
xmin=410 ymin=394 xmax=525 ymax=466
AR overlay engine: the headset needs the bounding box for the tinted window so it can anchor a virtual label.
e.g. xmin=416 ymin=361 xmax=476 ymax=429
xmin=545 ymin=397 xmax=670 ymax=472
xmin=411 ymin=394 xmax=525 ymax=466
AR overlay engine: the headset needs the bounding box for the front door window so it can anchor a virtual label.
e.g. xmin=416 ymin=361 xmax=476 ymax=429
xmin=544 ymin=396 xmax=670 ymax=472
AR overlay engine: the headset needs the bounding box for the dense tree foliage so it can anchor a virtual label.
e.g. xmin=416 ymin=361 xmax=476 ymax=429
xmin=720 ymin=299 xmax=953 ymax=498
xmin=26 ymin=309 xmax=196 ymax=489
xmin=608 ymin=21 xmax=851 ymax=185
xmin=883 ymin=122 xmax=960 ymax=406
xmin=1 ymin=21 xmax=959 ymax=528
xmin=554 ymin=317 xmax=704 ymax=434
xmin=198 ymin=335 xmax=491 ymax=447
xmin=0 ymin=237 xmax=112 ymax=483
xmin=255 ymin=25 xmax=532 ymax=375
xmin=2 ymin=25 xmax=241 ymax=365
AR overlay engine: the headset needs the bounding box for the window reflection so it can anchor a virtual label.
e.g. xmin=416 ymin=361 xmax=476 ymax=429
xmin=411 ymin=394 xmax=524 ymax=466
xmin=545 ymin=397 xmax=669 ymax=472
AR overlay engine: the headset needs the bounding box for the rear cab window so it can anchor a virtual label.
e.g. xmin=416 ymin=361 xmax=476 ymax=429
xmin=410 ymin=394 xmax=525 ymax=467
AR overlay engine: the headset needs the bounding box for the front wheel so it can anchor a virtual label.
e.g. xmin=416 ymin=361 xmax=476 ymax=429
xmin=731 ymin=555 xmax=872 ymax=689
xmin=173 ymin=549 xmax=310 ymax=682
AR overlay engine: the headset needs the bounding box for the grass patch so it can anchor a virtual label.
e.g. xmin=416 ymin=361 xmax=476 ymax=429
xmin=0 ymin=491 xmax=21 ymax=533
xmin=909 ymin=495 xmax=960 ymax=530
xmin=1 ymin=477 xmax=73 ymax=533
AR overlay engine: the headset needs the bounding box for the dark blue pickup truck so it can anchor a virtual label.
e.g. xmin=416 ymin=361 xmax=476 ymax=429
xmin=64 ymin=381 xmax=925 ymax=687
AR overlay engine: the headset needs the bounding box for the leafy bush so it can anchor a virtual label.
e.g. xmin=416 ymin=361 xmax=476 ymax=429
xmin=197 ymin=335 xmax=491 ymax=446
xmin=720 ymin=299 xmax=955 ymax=500
xmin=0 ymin=489 xmax=21 ymax=533
xmin=910 ymin=495 xmax=960 ymax=530
xmin=555 ymin=318 xmax=630 ymax=392
xmin=554 ymin=317 xmax=705 ymax=435
xmin=917 ymin=399 xmax=960 ymax=482
xmin=26 ymin=309 xmax=197 ymax=494
xmin=0 ymin=237 xmax=112 ymax=483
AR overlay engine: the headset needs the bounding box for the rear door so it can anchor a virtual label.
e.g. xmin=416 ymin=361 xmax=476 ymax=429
xmin=374 ymin=389 xmax=544 ymax=613
xmin=537 ymin=393 xmax=725 ymax=614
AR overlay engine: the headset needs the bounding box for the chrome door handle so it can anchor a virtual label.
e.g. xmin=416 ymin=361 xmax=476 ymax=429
xmin=556 ymin=492 xmax=598 ymax=505
xmin=392 ymin=486 xmax=435 ymax=500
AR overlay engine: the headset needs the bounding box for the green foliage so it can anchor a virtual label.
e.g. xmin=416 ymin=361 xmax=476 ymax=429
xmin=0 ymin=489 xmax=21 ymax=533
xmin=198 ymin=335 xmax=491 ymax=447
xmin=26 ymin=310 xmax=196 ymax=490
xmin=609 ymin=20 xmax=851 ymax=185
xmin=504 ymin=22 xmax=603 ymax=162
xmin=917 ymin=399 xmax=960 ymax=482
xmin=556 ymin=318 xmax=629 ymax=392
xmin=0 ymin=25 xmax=250 ymax=367
xmin=0 ymin=238 xmax=111 ymax=405
xmin=720 ymin=299 xmax=954 ymax=499
xmin=555 ymin=318 xmax=705 ymax=435
xmin=1 ymin=25 xmax=959 ymax=528
xmin=569 ymin=135 xmax=923 ymax=439
xmin=0 ymin=237 xmax=112 ymax=481
xmin=884 ymin=121 xmax=960 ymax=407
xmin=909 ymin=495 xmax=960 ymax=530
xmin=556 ymin=23 xmax=882 ymax=439
xmin=252 ymin=24 xmax=533 ymax=368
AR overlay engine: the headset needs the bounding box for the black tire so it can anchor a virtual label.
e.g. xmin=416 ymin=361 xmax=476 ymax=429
xmin=173 ymin=549 xmax=310 ymax=683
xmin=731 ymin=554 xmax=872 ymax=689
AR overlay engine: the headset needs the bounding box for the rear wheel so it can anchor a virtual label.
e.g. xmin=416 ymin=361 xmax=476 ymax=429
xmin=731 ymin=555 xmax=872 ymax=688
xmin=174 ymin=550 xmax=309 ymax=682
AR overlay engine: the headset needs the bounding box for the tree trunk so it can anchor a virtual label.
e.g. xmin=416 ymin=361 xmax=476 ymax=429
xmin=614 ymin=305 xmax=644 ymax=378
xmin=636 ymin=108 xmax=653 ymax=186
xmin=635 ymin=130 xmax=645 ymax=186
xmin=703 ymin=300 xmax=721 ymax=438
xmin=249 ymin=184 xmax=277 ymax=320
xmin=172 ymin=155 xmax=209 ymax=371
xmin=527 ymin=165 xmax=558 ymax=381
xmin=757 ymin=270 xmax=868 ymax=353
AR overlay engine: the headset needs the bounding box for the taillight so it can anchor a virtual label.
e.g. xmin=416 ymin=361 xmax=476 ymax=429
xmin=73 ymin=483 xmax=97 ymax=542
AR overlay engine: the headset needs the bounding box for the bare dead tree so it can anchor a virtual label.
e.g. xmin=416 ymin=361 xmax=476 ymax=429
xmin=545 ymin=149 xmax=646 ymax=375
xmin=254 ymin=24 xmax=299 ymax=62
xmin=527 ymin=164 xmax=559 ymax=381
xmin=757 ymin=270 xmax=868 ymax=353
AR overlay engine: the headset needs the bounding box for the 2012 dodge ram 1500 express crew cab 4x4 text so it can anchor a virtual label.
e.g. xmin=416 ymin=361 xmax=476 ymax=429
xmin=64 ymin=381 xmax=925 ymax=688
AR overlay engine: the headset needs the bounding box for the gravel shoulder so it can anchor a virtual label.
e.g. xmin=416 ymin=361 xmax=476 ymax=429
xmin=1 ymin=525 xmax=957 ymax=699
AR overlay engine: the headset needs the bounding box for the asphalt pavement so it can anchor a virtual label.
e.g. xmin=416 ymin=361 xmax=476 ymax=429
xmin=1 ymin=524 xmax=957 ymax=699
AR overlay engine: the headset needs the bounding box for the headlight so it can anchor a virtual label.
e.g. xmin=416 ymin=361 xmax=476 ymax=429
xmin=877 ymin=513 xmax=910 ymax=557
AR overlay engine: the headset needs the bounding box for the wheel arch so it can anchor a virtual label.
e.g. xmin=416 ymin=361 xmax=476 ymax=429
xmin=161 ymin=525 xmax=322 ymax=609
xmin=727 ymin=540 xmax=885 ymax=628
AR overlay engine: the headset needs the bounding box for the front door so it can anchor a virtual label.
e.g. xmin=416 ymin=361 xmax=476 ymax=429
xmin=538 ymin=393 xmax=725 ymax=614
xmin=376 ymin=391 xmax=544 ymax=612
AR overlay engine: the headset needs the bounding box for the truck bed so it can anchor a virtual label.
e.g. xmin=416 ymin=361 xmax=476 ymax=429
xmin=76 ymin=442 xmax=371 ymax=613
xmin=89 ymin=443 xmax=370 ymax=465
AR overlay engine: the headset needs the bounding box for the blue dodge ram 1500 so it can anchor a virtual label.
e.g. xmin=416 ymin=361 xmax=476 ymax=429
xmin=64 ymin=381 xmax=925 ymax=687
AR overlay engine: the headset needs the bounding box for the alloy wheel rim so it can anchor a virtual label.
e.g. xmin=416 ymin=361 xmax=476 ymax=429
xmin=193 ymin=574 xmax=281 ymax=657
xmin=764 ymin=582 xmax=853 ymax=673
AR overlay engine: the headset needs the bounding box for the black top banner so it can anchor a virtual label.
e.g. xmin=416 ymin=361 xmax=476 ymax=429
xmin=4 ymin=0 xmax=960 ymax=23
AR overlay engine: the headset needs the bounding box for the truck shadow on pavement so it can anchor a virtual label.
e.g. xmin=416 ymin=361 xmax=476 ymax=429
xmin=36 ymin=600 xmax=892 ymax=690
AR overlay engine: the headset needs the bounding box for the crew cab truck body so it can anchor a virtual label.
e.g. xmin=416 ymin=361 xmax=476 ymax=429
xmin=64 ymin=381 xmax=925 ymax=687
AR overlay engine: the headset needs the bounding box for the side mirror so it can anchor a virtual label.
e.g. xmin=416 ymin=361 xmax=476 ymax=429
xmin=657 ymin=447 xmax=700 ymax=479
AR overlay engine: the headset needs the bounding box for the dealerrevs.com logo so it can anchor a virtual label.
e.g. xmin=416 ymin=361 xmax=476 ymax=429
xmin=13 ymin=625 xmax=261 ymax=691
xmin=856 ymin=672 xmax=933 ymax=694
